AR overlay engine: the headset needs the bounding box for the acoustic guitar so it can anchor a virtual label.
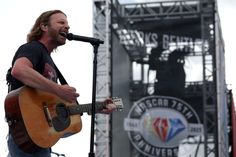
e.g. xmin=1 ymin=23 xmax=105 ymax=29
xmin=4 ymin=86 xmax=123 ymax=152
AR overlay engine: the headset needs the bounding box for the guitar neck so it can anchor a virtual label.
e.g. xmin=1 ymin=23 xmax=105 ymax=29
xmin=68 ymin=102 xmax=105 ymax=115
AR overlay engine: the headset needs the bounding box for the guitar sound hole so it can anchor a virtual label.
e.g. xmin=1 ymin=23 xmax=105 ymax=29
xmin=56 ymin=103 xmax=69 ymax=118
xmin=51 ymin=103 xmax=71 ymax=132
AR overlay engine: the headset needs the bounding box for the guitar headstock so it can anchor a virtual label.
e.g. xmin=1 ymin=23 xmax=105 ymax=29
xmin=111 ymin=97 xmax=124 ymax=111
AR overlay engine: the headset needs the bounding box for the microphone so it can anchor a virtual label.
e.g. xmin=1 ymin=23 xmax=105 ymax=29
xmin=61 ymin=33 xmax=104 ymax=45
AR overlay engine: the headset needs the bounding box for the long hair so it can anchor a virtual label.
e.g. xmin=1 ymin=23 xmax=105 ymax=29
xmin=27 ymin=10 xmax=66 ymax=42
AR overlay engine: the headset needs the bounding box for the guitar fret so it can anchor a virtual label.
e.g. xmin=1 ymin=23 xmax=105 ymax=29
xmin=69 ymin=102 xmax=105 ymax=115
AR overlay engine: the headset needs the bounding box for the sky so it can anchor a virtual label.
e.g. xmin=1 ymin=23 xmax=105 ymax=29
xmin=0 ymin=0 xmax=235 ymax=157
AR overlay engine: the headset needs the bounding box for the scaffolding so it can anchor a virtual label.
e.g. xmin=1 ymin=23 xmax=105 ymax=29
xmin=93 ymin=0 xmax=112 ymax=157
xmin=93 ymin=0 xmax=228 ymax=156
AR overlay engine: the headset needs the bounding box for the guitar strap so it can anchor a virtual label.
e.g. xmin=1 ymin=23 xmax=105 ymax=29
xmin=6 ymin=67 xmax=12 ymax=93
xmin=54 ymin=64 xmax=68 ymax=85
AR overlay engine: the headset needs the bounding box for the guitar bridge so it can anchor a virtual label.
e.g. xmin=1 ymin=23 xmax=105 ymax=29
xmin=43 ymin=102 xmax=53 ymax=127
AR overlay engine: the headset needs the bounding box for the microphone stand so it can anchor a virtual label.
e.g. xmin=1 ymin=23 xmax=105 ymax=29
xmin=88 ymin=39 xmax=104 ymax=157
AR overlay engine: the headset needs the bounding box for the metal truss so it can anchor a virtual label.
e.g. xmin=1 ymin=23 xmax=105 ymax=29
xmin=93 ymin=0 xmax=112 ymax=157
xmin=118 ymin=0 xmax=201 ymax=21
xmin=200 ymin=0 xmax=219 ymax=156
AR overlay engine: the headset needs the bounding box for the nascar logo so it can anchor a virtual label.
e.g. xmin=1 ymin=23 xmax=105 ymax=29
xmin=153 ymin=117 xmax=185 ymax=142
xmin=124 ymin=95 xmax=203 ymax=157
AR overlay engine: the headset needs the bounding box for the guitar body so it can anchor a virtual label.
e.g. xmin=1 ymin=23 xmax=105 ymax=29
xmin=5 ymin=86 xmax=82 ymax=152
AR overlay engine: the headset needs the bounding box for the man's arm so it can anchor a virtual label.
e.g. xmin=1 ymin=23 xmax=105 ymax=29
xmin=11 ymin=57 xmax=79 ymax=103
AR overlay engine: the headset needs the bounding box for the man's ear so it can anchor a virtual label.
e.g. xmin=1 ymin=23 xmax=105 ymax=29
xmin=40 ymin=24 xmax=47 ymax=31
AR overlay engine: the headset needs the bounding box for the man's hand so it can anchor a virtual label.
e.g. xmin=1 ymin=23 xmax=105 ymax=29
xmin=56 ymin=84 xmax=80 ymax=103
xmin=99 ymin=98 xmax=117 ymax=114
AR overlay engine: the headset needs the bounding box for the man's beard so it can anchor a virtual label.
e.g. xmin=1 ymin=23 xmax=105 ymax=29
xmin=48 ymin=27 xmax=65 ymax=46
